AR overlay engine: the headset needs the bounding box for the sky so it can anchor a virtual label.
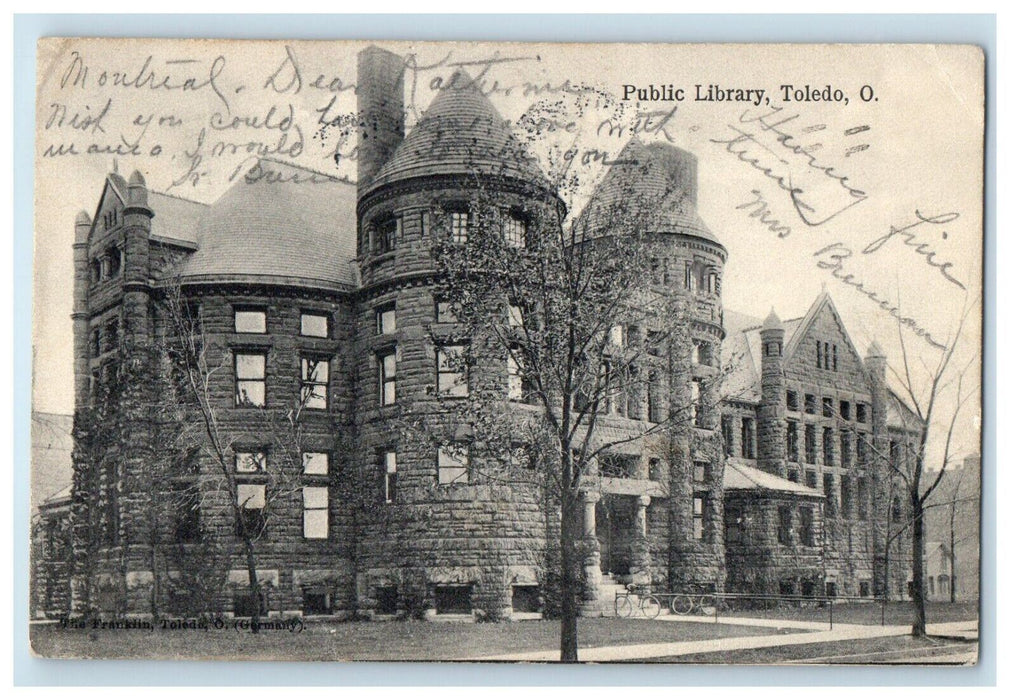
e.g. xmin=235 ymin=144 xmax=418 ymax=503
xmin=33 ymin=39 xmax=984 ymax=462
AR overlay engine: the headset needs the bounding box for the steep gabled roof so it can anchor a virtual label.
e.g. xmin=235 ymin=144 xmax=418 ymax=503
xmin=784 ymin=291 xmax=864 ymax=369
xmin=576 ymin=138 xmax=722 ymax=246
xmin=148 ymin=191 xmax=207 ymax=247
xmin=364 ymin=71 xmax=549 ymax=194
xmin=171 ymin=159 xmax=358 ymax=290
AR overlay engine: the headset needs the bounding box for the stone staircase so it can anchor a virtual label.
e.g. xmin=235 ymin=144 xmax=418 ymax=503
xmin=596 ymin=575 xmax=630 ymax=617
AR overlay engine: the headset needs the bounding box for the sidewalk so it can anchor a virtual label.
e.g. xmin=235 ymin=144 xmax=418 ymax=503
xmin=469 ymin=617 xmax=979 ymax=662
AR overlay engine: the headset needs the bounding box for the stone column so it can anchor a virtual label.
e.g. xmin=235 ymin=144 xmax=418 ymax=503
xmin=579 ymin=491 xmax=602 ymax=616
xmin=631 ymin=495 xmax=652 ymax=586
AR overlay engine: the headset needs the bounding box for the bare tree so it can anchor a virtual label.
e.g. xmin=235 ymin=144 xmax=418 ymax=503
xmin=427 ymin=174 xmax=718 ymax=661
xmin=156 ymin=282 xmax=314 ymax=632
xmin=882 ymin=299 xmax=978 ymax=636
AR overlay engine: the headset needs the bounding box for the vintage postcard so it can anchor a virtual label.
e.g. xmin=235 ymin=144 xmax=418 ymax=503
xmin=30 ymin=38 xmax=984 ymax=664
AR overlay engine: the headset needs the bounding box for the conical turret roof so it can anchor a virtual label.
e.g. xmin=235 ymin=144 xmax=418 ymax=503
xmin=363 ymin=71 xmax=549 ymax=194
xmin=577 ymin=138 xmax=721 ymax=246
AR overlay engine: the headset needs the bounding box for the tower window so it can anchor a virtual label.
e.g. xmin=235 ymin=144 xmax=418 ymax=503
xmin=234 ymin=308 xmax=266 ymax=334
xmin=378 ymin=348 xmax=397 ymax=406
xmin=448 ymin=205 xmax=469 ymax=244
xmin=373 ymin=215 xmax=399 ymax=254
xmin=856 ymin=403 xmax=868 ymax=423
xmin=302 ymin=487 xmax=329 ymax=539
xmin=778 ymin=506 xmax=793 ymax=545
xmin=740 ymin=417 xmax=755 ymax=458
xmin=804 ymin=424 xmax=817 ymax=464
xmin=840 ymin=400 xmax=851 ymax=420
xmin=234 ymin=352 xmax=266 ymax=407
xmin=436 ymin=344 xmax=468 ymax=397
xmin=503 ymin=211 xmax=527 ymax=248
xmin=300 ymin=356 xmax=329 ymax=410
xmin=302 ymin=452 xmax=330 ymax=475
xmin=786 ymin=391 xmax=799 ymax=411
xmin=381 ymin=451 xmax=397 ymax=503
xmin=786 ymin=421 xmax=799 ymax=461
xmin=376 ymin=303 xmax=396 ymax=334
xmin=437 ymin=444 xmax=469 ymax=484
xmin=300 ymin=312 xmax=330 ymax=338
xmin=693 ymin=494 xmax=707 ymax=540
xmin=805 ymin=394 xmax=817 ymax=414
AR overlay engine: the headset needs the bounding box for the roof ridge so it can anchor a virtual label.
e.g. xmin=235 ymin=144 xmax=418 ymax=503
xmin=149 ymin=189 xmax=210 ymax=207
xmin=255 ymin=157 xmax=356 ymax=185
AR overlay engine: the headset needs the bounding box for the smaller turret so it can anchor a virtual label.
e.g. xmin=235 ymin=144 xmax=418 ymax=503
xmin=758 ymin=308 xmax=786 ymax=477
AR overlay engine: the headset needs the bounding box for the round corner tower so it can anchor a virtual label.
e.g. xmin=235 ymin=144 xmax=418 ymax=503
xmin=352 ymin=47 xmax=562 ymax=619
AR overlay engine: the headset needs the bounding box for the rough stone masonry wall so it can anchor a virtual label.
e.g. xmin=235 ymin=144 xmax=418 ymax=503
xmin=353 ymin=179 xmax=560 ymax=618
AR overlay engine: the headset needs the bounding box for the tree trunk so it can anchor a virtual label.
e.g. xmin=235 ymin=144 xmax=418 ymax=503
xmin=911 ymin=496 xmax=926 ymax=637
xmin=559 ymin=487 xmax=579 ymax=663
xmin=244 ymin=538 xmax=262 ymax=634
xmin=949 ymin=502 xmax=957 ymax=603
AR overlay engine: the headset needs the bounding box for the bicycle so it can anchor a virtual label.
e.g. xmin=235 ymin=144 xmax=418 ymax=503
xmin=614 ymin=584 xmax=662 ymax=619
xmin=669 ymin=592 xmax=717 ymax=616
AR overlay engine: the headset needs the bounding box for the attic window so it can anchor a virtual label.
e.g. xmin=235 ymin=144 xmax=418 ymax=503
xmin=103 ymin=209 xmax=118 ymax=230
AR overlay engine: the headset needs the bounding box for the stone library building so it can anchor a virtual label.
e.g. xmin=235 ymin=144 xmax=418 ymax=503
xmin=34 ymin=46 xmax=919 ymax=621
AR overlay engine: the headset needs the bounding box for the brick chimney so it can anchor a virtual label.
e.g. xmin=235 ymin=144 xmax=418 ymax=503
xmin=357 ymin=46 xmax=405 ymax=192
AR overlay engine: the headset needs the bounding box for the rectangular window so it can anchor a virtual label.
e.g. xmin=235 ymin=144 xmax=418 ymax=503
xmin=798 ymin=506 xmax=815 ymax=546
xmin=778 ymin=506 xmax=793 ymax=545
xmin=235 ymin=451 xmax=266 ymax=473
xmin=449 ymin=208 xmax=469 ymax=244
xmin=302 ymin=588 xmax=334 ymax=616
xmin=721 ymin=415 xmax=734 ymax=456
xmin=508 ymin=303 xmax=524 ymax=327
xmin=104 ymin=318 xmax=119 ymax=353
xmin=740 ymin=417 xmax=755 ymax=458
xmin=786 ymin=390 xmax=799 ymax=411
xmin=302 ymin=452 xmax=330 ymax=476
xmin=375 ymin=586 xmax=399 ymax=615
xmin=646 ymin=330 xmax=663 ymax=357
xmin=824 ymin=474 xmax=836 ymax=517
xmin=508 ymin=352 xmax=523 ymax=401
xmin=824 ymin=342 xmax=831 ymax=370
xmin=378 ymin=348 xmax=396 ymax=406
xmin=822 ymin=397 xmax=834 ymax=417
xmin=303 ymin=487 xmax=329 ymax=539
xmin=805 ymin=470 xmax=818 ymax=488
xmin=435 ymin=298 xmax=457 ymax=323
xmin=172 ymin=482 xmax=201 ymax=544
xmin=503 ymin=211 xmax=527 ymax=248
xmin=832 ymin=344 xmax=838 ymax=371
xmin=840 ymin=400 xmax=851 ymax=420
xmin=856 ymin=403 xmax=868 ymax=423
xmin=647 ymin=371 xmax=664 ymax=423
xmin=437 ymin=344 xmax=468 ymax=397
xmin=300 ymin=312 xmax=329 ymax=338
xmin=382 ymin=451 xmax=397 ymax=503
xmin=823 ymin=427 xmax=834 ymax=466
xmin=693 ymin=494 xmax=706 ymax=540
xmin=374 ymin=215 xmax=399 ymax=254
xmin=801 ymin=423 xmax=817 ymax=461
xmin=816 ymin=340 xmax=823 ymax=369
xmin=840 ymin=480 xmax=853 ymax=520
xmin=300 ymin=357 xmax=329 ymax=410
xmin=435 ymin=585 xmax=472 ymax=615
xmin=725 ymin=504 xmax=746 ymax=546
xmin=787 ymin=468 xmax=800 ymax=483
xmin=234 ymin=308 xmax=266 ymax=334
xmin=236 ymin=483 xmax=266 ymax=510
xmin=437 ymin=444 xmax=469 ymax=484
xmin=376 ymin=304 xmax=396 ymax=334
xmin=90 ymin=328 xmax=101 ymax=356
xmin=786 ymin=421 xmax=799 ymax=461
xmin=857 ymin=477 xmax=869 ymax=520
xmin=512 ymin=585 xmax=541 ymax=613
xmin=805 ymin=394 xmax=817 ymax=414
xmin=840 ymin=430 xmax=852 ymax=468
xmin=692 ymin=379 xmax=706 ymax=428
xmin=693 ymin=461 xmax=709 ymax=483
xmin=235 ymin=352 xmax=266 ymax=407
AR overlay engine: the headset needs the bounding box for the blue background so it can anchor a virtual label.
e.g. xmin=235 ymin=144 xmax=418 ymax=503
xmin=12 ymin=12 xmax=996 ymax=686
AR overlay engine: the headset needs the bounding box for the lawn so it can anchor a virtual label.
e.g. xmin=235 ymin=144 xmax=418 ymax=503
xmin=653 ymin=634 xmax=978 ymax=665
xmin=715 ymin=601 xmax=978 ymax=627
xmin=31 ymin=617 xmax=796 ymax=662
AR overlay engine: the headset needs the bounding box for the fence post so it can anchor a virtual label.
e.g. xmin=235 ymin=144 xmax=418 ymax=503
xmin=829 ymin=597 xmax=834 ymax=630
